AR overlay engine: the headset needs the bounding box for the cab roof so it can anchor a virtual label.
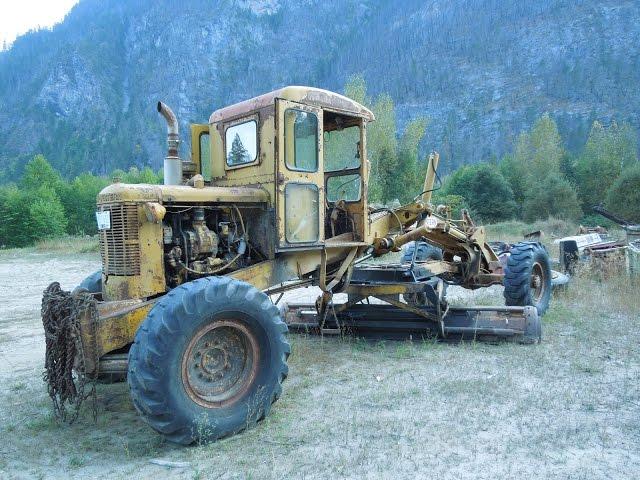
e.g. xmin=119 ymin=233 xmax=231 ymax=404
xmin=209 ymin=86 xmax=375 ymax=124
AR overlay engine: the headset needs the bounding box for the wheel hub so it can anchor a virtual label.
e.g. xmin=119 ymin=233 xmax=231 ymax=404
xmin=182 ymin=320 xmax=258 ymax=408
xmin=200 ymin=346 xmax=229 ymax=376
xmin=530 ymin=262 xmax=547 ymax=303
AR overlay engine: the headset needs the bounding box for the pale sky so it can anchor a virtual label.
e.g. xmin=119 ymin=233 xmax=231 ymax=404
xmin=0 ymin=0 xmax=80 ymax=48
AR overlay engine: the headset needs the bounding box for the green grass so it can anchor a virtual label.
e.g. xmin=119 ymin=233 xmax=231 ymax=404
xmin=25 ymin=413 xmax=57 ymax=432
xmin=68 ymin=455 xmax=86 ymax=469
xmin=10 ymin=382 xmax=26 ymax=392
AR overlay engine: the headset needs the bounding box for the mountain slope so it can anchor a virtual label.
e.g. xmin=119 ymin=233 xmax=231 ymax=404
xmin=0 ymin=0 xmax=638 ymax=178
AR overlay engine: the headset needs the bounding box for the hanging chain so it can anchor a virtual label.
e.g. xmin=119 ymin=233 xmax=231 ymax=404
xmin=41 ymin=282 xmax=98 ymax=423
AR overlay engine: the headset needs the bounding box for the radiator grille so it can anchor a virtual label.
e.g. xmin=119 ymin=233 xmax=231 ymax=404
xmin=99 ymin=203 xmax=141 ymax=276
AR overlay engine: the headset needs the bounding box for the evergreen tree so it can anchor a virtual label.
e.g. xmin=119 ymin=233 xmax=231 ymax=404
xmin=58 ymin=173 xmax=109 ymax=235
xmin=228 ymin=133 xmax=249 ymax=165
xmin=344 ymin=76 xmax=429 ymax=205
xmin=366 ymin=94 xmax=398 ymax=204
xmin=500 ymin=149 xmax=528 ymax=207
xmin=28 ymin=187 xmax=68 ymax=241
xmin=0 ymin=183 xmax=67 ymax=247
xmin=528 ymin=114 xmax=564 ymax=178
xmin=344 ymin=74 xmax=368 ymax=106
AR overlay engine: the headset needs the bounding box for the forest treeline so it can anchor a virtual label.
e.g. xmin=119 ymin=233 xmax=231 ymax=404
xmin=0 ymin=159 xmax=161 ymax=248
xmin=346 ymin=75 xmax=639 ymax=227
xmin=0 ymin=76 xmax=638 ymax=248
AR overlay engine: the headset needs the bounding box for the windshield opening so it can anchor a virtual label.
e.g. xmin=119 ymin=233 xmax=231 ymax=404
xmin=323 ymin=113 xmax=361 ymax=172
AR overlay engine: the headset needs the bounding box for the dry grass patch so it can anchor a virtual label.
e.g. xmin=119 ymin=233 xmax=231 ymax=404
xmin=35 ymin=235 xmax=99 ymax=254
xmin=0 ymin=251 xmax=639 ymax=479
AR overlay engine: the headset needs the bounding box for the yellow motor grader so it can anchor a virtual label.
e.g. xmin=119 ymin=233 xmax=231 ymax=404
xmin=43 ymin=86 xmax=551 ymax=444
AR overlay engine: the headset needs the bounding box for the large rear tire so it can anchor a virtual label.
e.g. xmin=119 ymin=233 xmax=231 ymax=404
xmin=127 ymin=276 xmax=290 ymax=445
xmin=504 ymin=242 xmax=552 ymax=316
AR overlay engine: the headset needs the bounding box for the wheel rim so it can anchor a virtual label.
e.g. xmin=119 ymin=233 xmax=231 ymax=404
xmin=530 ymin=262 xmax=547 ymax=306
xmin=181 ymin=319 xmax=259 ymax=408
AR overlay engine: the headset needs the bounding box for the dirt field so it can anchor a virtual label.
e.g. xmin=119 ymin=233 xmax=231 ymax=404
xmin=1 ymin=247 xmax=639 ymax=479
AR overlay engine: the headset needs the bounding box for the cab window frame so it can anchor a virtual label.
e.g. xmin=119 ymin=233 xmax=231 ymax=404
xmin=325 ymin=168 xmax=363 ymax=204
xmin=284 ymin=181 xmax=321 ymax=244
xmin=199 ymin=130 xmax=212 ymax=181
xmin=284 ymin=108 xmax=319 ymax=173
xmin=323 ymin=123 xmax=362 ymax=173
xmin=224 ymin=114 xmax=260 ymax=170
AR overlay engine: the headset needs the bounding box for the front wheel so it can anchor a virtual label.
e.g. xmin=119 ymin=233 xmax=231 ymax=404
xmin=503 ymin=242 xmax=552 ymax=316
xmin=74 ymin=270 xmax=102 ymax=294
xmin=127 ymin=276 xmax=290 ymax=444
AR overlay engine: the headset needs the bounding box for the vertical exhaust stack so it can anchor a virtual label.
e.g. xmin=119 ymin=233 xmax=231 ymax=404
xmin=157 ymin=101 xmax=182 ymax=185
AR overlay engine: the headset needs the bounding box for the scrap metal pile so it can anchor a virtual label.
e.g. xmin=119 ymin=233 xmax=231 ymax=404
xmin=556 ymin=206 xmax=640 ymax=276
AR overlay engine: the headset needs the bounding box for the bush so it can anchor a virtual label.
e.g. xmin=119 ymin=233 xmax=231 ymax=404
xmin=0 ymin=185 xmax=66 ymax=247
xmin=574 ymin=121 xmax=637 ymax=210
xmin=0 ymin=185 xmax=35 ymax=247
xmin=59 ymin=173 xmax=109 ymax=235
xmin=444 ymin=163 xmax=517 ymax=223
xmin=522 ymin=176 xmax=582 ymax=222
xmin=28 ymin=188 xmax=68 ymax=240
xmin=605 ymin=165 xmax=640 ymax=223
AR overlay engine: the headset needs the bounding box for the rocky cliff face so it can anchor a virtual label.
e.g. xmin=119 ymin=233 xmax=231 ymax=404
xmin=0 ymin=0 xmax=638 ymax=178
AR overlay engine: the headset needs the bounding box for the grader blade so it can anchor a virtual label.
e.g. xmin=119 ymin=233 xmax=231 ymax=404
xmin=284 ymin=303 xmax=540 ymax=343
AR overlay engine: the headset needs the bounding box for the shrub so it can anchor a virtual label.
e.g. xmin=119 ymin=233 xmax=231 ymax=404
xmin=59 ymin=173 xmax=109 ymax=235
xmin=0 ymin=185 xmax=67 ymax=247
xmin=444 ymin=163 xmax=517 ymax=223
xmin=522 ymin=176 xmax=582 ymax=222
xmin=28 ymin=188 xmax=68 ymax=240
xmin=605 ymin=165 xmax=640 ymax=223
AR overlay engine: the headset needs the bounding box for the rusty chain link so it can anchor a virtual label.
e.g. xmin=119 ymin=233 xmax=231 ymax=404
xmin=41 ymin=282 xmax=98 ymax=423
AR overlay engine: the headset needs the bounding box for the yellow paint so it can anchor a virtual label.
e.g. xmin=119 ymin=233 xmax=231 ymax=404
xmin=80 ymin=300 xmax=155 ymax=374
xmin=190 ymin=124 xmax=210 ymax=179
